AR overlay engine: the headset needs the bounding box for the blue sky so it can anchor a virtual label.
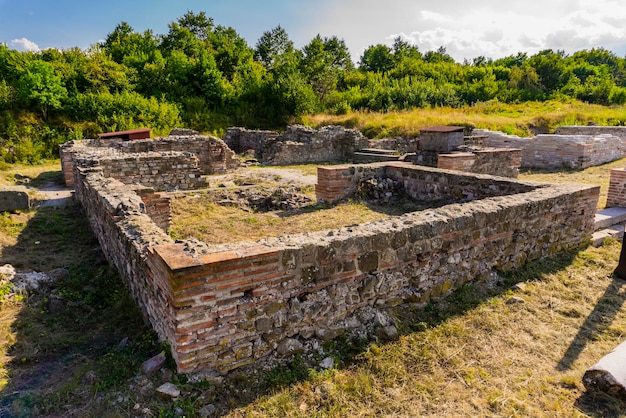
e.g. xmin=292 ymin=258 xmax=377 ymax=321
xmin=2 ymin=0 xmax=626 ymax=62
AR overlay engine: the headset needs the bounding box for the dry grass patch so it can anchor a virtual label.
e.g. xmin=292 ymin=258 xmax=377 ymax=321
xmin=169 ymin=194 xmax=393 ymax=245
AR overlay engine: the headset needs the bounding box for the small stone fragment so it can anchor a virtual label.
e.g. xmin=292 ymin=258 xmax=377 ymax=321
xmin=47 ymin=294 xmax=66 ymax=313
xmin=199 ymin=404 xmax=217 ymax=417
xmin=277 ymin=338 xmax=304 ymax=356
xmin=513 ymin=282 xmax=527 ymax=292
xmin=141 ymin=353 xmax=166 ymax=376
xmin=156 ymin=382 xmax=180 ymax=400
xmin=319 ymin=357 xmax=334 ymax=370
xmin=506 ymin=296 xmax=526 ymax=304
xmin=380 ymin=325 xmax=399 ymax=340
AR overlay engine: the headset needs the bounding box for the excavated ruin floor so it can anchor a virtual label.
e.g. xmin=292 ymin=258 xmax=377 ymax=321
xmin=168 ymin=167 xmax=447 ymax=245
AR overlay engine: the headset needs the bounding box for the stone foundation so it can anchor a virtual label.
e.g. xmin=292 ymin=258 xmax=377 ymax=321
xmin=71 ymin=155 xmax=599 ymax=376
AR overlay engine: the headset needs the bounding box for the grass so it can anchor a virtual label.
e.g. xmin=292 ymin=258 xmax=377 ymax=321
xmin=301 ymin=99 xmax=626 ymax=138
xmin=519 ymin=156 xmax=626 ymax=209
xmin=169 ymin=196 xmax=393 ymax=244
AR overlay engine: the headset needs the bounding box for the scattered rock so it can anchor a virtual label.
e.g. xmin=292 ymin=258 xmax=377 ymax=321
xmin=47 ymin=294 xmax=66 ymax=313
xmin=81 ymin=370 xmax=99 ymax=385
xmin=277 ymin=338 xmax=304 ymax=356
xmin=141 ymin=353 xmax=167 ymax=376
xmin=319 ymin=357 xmax=334 ymax=370
xmin=379 ymin=325 xmax=399 ymax=340
xmin=118 ymin=337 xmax=129 ymax=349
xmin=139 ymin=383 xmax=155 ymax=397
xmin=174 ymin=406 xmax=185 ymax=416
xmin=513 ymin=282 xmax=527 ymax=292
xmin=161 ymin=368 xmax=173 ymax=383
xmin=47 ymin=268 xmax=70 ymax=281
xmin=156 ymin=382 xmax=180 ymax=400
xmin=583 ymin=340 xmax=626 ymax=400
xmin=506 ymin=296 xmax=526 ymax=304
xmin=199 ymin=404 xmax=217 ymax=417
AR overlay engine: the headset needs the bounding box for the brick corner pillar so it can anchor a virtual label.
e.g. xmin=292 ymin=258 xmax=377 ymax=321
xmin=607 ymin=168 xmax=626 ymax=208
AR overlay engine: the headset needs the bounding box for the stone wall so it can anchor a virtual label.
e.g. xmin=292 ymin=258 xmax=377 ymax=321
xmin=316 ymin=162 xmax=533 ymax=204
xmin=607 ymin=168 xmax=626 ymax=208
xmin=367 ymin=137 xmax=419 ymax=154
xmin=73 ymin=168 xmax=177 ymax=347
xmin=556 ymin=125 xmax=626 ymax=140
xmin=223 ymin=127 xmax=279 ymax=155
xmin=474 ymin=128 xmax=626 ymax=169
xmin=222 ymin=125 xmax=369 ymax=165
xmin=71 ymin=156 xmax=599 ymax=376
xmin=72 ymin=150 xmax=207 ymax=191
xmin=60 ymin=135 xmax=239 ymax=188
xmin=437 ymin=148 xmax=522 ymax=178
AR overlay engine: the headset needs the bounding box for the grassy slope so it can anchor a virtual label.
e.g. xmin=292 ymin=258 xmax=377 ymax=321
xmin=301 ymin=100 xmax=626 ymax=138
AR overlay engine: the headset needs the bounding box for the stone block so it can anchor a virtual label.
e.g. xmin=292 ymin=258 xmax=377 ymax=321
xmin=0 ymin=186 xmax=30 ymax=212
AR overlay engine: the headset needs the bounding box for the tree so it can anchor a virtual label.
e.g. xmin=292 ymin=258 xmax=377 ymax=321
xmin=359 ymin=44 xmax=394 ymax=73
xmin=392 ymin=36 xmax=421 ymax=62
xmin=18 ymin=60 xmax=67 ymax=120
xmin=424 ymin=46 xmax=455 ymax=63
xmin=255 ymin=25 xmax=294 ymax=69
xmin=300 ymin=35 xmax=353 ymax=99
xmin=176 ymin=10 xmax=214 ymax=41
xmin=528 ymin=49 xmax=567 ymax=94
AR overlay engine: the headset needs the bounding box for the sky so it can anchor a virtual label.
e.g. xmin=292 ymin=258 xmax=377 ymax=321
xmin=1 ymin=0 xmax=626 ymax=63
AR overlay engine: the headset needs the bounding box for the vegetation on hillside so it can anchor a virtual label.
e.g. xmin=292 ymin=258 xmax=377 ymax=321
xmin=3 ymin=11 xmax=626 ymax=163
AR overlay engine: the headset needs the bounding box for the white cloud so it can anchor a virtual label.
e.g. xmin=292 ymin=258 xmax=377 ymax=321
xmin=302 ymin=0 xmax=626 ymax=62
xmin=10 ymin=37 xmax=40 ymax=52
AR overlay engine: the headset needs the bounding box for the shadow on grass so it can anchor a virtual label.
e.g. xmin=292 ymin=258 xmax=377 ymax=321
xmin=557 ymin=275 xmax=626 ymax=372
xmin=0 ymin=202 xmax=159 ymax=417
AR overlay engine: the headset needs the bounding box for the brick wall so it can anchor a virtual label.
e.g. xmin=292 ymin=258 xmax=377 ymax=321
xmin=73 ymin=159 xmax=599 ymax=377
xmin=607 ymin=168 xmax=626 ymax=208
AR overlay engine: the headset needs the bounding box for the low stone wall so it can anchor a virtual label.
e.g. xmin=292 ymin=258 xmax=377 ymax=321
xmin=437 ymin=148 xmax=521 ymax=178
xmin=117 ymin=136 xmax=240 ymax=175
xmin=72 ymin=158 xmax=599 ymax=376
xmin=607 ymin=168 xmax=626 ymax=208
xmin=556 ymin=125 xmax=626 ymax=140
xmin=316 ymin=162 xmax=533 ymax=204
xmin=474 ymin=129 xmax=626 ymax=169
xmin=367 ymin=137 xmax=419 ymax=154
xmin=73 ymin=168 xmax=177 ymax=346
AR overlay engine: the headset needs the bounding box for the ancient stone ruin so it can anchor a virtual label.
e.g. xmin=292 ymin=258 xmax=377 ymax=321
xmin=475 ymin=125 xmax=626 ymax=169
xmin=60 ymin=127 xmax=601 ymax=377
